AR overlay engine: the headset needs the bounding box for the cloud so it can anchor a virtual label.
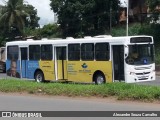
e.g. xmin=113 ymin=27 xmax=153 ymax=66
xmin=26 ymin=0 xmax=55 ymax=26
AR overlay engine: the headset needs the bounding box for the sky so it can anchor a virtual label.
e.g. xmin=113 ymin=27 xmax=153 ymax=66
xmin=0 ymin=0 xmax=127 ymax=26
xmin=25 ymin=0 xmax=55 ymax=27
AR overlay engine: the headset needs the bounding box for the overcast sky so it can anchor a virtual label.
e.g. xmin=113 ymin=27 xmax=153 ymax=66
xmin=26 ymin=0 xmax=55 ymax=27
xmin=0 ymin=0 xmax=127 ymax=26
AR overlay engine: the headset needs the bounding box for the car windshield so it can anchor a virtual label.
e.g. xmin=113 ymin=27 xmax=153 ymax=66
xmin=125 ymin=44 xmax=154 ymax=65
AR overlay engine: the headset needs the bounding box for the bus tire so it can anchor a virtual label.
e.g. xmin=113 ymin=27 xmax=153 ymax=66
xmin=35 ymin=71 xmax=44 ymax=83
xmin=94 ymin=73 xmax=105 ymax=85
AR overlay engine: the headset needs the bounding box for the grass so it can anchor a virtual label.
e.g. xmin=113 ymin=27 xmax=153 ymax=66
xmin=0 ymin=79 xmax=160 ymax=102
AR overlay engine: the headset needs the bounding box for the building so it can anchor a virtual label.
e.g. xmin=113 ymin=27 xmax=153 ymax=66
xmin=119 ymin=0 xmax=148 ymax=23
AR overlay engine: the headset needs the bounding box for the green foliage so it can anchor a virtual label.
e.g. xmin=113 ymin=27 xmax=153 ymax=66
xmin=0 ymin=0 xmax=27 ymax=36
xmin=0 ymin=36 xmax=6 ymax=46
xmin=111 ymin=23 xmax=142 ymax=36
xmin=24 ymin=27 xmax=41 ymax=39
xmin=24 ymin=24 xmax=62 ymax=39
xmin=0 ymin=0 xmax=40 ymax=42
xmin=50 ymin=0 xmax=120 ymax=38
xmin=1 ymin=79 xmax=160 ymax=102
xmin=40 ymin=24 xmax=62 ymax=38
xmin=23 ymin=4 xmax=40 ymax=29
xmin=147 ymin=0 xmax=160 ymax=22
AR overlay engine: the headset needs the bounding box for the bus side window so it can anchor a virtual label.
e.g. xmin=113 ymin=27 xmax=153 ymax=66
xmin=41 ymin=45 xmax=53 ymax=60
xmin=81 ymin=43 xmax=94 ymax=61
xmin=29 ymin=45 xmax=40 ymax=60
xmin=95 ymin=43 xmax=109 ymax=61
xmin=68 ymin=44 xmax=80 ymax=61
xmin=7 ymin=46 xmax=19 ymax=60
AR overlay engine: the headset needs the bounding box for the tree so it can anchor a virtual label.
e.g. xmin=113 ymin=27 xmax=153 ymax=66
xmin=50 ymin=0 xmax=120 ymax=38
xmin=147 ymin=0 xmax=160 ymax=22
xmin=40 ymin=24 xmax=61 ymax=38
xmin=0 ymin=0 xmax=27 ymax=37
xmin=23 ymin=4 xmax=40 ymax=29
xmin=0 ymin=0 xmax=40 ymax=42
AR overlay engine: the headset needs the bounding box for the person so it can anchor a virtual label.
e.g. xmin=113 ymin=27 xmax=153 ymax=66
xmin=127 ymin=51 xmax=139 ymax=64
xmin=131 ymin=52 xmax=139 ymax=59
xmin=7 ymin=60 xmax=20 ymax=78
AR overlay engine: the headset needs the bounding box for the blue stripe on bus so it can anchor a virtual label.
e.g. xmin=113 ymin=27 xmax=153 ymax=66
xmin=26 ymin=61 xmax=39 ymax=79
xmin=21 ymin=60 xmax=27 ymax=78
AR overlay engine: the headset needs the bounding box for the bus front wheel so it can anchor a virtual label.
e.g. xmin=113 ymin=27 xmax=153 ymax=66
xmin=94 ymin=73 xmax=105 ymax=85
xmin=35 ymin=71 xmax=44 ymax=83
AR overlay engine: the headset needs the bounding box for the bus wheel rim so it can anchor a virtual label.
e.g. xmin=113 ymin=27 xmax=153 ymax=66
xmin=97 ymin=76 xmax=104 ymax=84
xmin=36 ymin=74 xmax=42 ymax=82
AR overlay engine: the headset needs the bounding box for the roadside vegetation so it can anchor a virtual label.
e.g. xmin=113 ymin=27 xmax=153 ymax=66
xmin=0 ymin=79 xmax=160 ymax=102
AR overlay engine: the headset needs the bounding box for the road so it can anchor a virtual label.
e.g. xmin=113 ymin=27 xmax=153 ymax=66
xmin=0 ymin=93 xmax=160 ymax=119
xmin=1 ymin=93 xmax=160 ymax=111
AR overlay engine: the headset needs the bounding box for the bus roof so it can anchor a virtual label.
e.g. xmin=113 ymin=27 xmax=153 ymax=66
xmin=6 ymin=35 xmax=153 ymax=46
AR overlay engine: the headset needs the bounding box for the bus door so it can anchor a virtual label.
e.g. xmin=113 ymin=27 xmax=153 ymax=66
xmin=55 ymin=46 xmax=67 ymax=80
xmin=112 ymin=45 xmax=125 ymax=82
xmin=20 ymin=47 xmax=28 ymax=78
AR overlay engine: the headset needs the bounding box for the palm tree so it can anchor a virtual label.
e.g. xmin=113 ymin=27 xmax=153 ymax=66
xmin=0 ymin=0 xmax=28 ymax=37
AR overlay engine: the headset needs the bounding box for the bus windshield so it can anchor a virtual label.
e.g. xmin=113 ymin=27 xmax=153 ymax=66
xmin=125 ymin=44 xmax=154 ymax=65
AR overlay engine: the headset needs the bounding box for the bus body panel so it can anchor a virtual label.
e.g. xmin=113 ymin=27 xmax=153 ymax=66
xmin=27 ymin=61 xmax=39 ymax=79
xmin=67 ymin=61 xmax=112 ymax=83
xmin=39 ymin=61 xmax=55 ymax=81
xmin=56 ymin=60 xmax=68 ymax=80
xmin=125 ymin=63 xmax=155 ymax=83
xmin=21 ymin=60 xmax=27 ymax=78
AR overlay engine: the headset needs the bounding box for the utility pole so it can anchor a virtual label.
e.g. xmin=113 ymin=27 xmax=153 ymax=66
xmin=126 ymin=0 xmax=129 ymax=36
xmin=110 ymin=1 xmax=112 ymax=34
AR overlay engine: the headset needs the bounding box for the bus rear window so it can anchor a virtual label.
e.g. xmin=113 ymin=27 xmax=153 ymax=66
xmin=7 ymin=46 xmax=19 ymax=60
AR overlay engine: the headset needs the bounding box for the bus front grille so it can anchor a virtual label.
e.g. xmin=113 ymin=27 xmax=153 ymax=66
xmin=136 ymin=72 xmax=150 ymax=75
xmin=138 ymin=78 xmax=148 ymax=80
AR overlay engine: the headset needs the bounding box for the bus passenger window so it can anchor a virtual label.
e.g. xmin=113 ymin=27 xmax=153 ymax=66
xmin=81 ymin=43 xmax=94 ymax=61
xmin=7 ymin=46 xmax=19 ymax=60
xmin=41 ymin=45 xmax=53 ymax=60
xmin=68 ymin=44 xmax=80 ymax=61
xmin=29 ymin=45 xmax=40 ymax=60
xmin=95 ymin=43 xmax=109 ymax=61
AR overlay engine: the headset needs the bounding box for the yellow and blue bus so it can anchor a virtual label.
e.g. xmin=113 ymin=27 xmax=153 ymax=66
xmin=5 ymin=35 xmax=155 ymax=84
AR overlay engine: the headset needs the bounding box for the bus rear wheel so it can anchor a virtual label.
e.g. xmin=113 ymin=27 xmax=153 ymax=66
xmin=94 ymin=73 xmax=105 ymax=85
xmin=35 ymin=71 xmax=44 ymax=83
